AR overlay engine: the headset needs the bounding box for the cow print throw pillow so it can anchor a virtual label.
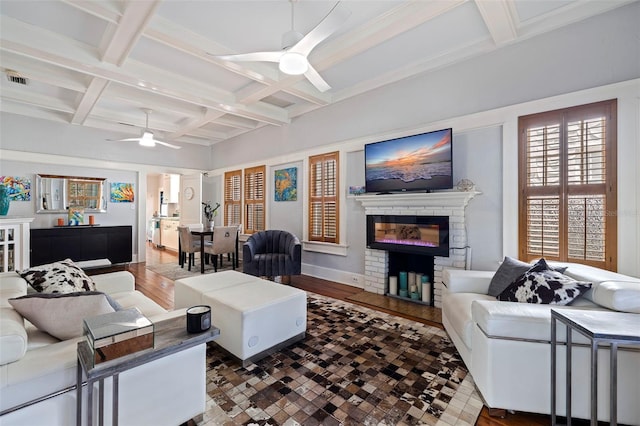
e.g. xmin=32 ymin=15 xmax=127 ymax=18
xmin=18 ymin=258 xmax=96 ymax=294
xmin=498 ymin=258 xmax=591 ymax=305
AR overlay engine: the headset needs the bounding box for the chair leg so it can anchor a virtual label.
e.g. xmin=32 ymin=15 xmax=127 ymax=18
xmin=213 ymin=254 xmax=218 ymax=272
xmin=188 ymin=253 xmax=192 ymax=271
xmin=231 ymin=254 xmax=235 ymax=270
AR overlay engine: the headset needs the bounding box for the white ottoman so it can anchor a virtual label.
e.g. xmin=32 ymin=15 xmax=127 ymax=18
xmin=175 ymin=271 xmax=307 ymax=365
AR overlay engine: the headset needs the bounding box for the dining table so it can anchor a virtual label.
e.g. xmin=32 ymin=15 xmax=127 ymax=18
xmin=190 ymin=229 xmax=239 ymax=274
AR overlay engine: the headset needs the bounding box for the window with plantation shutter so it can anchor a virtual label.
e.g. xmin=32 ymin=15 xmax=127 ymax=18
xmin=224 ymin=170 xmax=242 ymax=228
xmin=518 ymin=99 xmax=617 ymax=270
xmin=244 ymin=165 xmax=265 ymax=234
xmin=309 ymin=152 xmax=339 ymax=243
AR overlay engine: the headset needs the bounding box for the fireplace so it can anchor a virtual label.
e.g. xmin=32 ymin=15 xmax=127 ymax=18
xmin=356 ymin=191 xmax=479 ymax=307
xmin=366 ymin=215 xmax=449 ymax=257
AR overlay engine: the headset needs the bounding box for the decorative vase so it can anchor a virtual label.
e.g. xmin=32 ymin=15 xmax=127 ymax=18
xmin=0 ymin=185 xmax=10 ymax=216
xmin=209 ymin=220 xmax=214 ymax=230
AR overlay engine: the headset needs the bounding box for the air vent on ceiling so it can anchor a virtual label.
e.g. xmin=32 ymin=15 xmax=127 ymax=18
xmin=5 ymin=69 xmax=28 ymax=85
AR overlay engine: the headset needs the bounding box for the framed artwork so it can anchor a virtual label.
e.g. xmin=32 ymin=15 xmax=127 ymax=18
xmin=68 ymin=206 xmax=84 ymax=225
xmin=110 ymin=183 xmax=135 ymax=203
xmin=274 ymin=167 xmax=297 ymax=201
xmin=0 ymin=176 xmax=31 ymax=201
xmin=348 ymin=185 xmax=365 ymax=196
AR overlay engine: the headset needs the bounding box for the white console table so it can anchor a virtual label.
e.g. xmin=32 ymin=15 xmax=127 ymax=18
xmin=551 ymin=309 xmax=640 ymax=426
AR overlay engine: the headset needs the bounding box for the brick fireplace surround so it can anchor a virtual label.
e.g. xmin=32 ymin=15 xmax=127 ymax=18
xmin=356 ymin=191 xmax=479 ymax=307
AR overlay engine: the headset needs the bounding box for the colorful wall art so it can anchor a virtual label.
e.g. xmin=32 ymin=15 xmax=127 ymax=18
xmin=274 ymin=167 xmax=297 ymax=201
xmin=110 ymin=183 xmax=135 ymax=203
xmin=0 ymin=176 xmax=31 ymax=201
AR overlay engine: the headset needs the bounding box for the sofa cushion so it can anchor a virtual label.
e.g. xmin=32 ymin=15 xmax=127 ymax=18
xmin=18 ymin=259 xmax=96 ymax=294
xmin=109 ymin=290 xmax=167 ymax=318
xmin=472 ymin=300 xmax=601 ymax=343
xmin=0 ymin=307 xmax=28 ymax=365
xmin=591 ymin=281 xmax=640 ymax=313
xmin=443 ymin=292 xmax=495 ymax=350
xmin=8 ymin=292 xmax=117 ymax=340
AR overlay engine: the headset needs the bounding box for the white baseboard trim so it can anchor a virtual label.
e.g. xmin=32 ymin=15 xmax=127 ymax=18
xmin=301 ymin=263 xmax=365 ymax=289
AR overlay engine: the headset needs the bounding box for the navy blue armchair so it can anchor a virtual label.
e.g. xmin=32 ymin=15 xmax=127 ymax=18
xmin=243 ymin=230 xmax=302 ymax=278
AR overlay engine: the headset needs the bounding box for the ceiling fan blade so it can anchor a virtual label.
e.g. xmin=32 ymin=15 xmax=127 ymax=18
xmin=217 ymin=51 xmax=283 ymax=63
xmin=155 ymin=140 xmax=182 ymax=149
xmin=106 ymin=137 xmax=140 ymax=142
xmin=304 ymin=65 xmax=331 ymax=92
xmin=290 ymin=3 xmax=351 ymax=56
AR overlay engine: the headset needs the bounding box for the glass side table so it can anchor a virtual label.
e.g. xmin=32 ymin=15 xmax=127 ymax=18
xmin=76 ymin=314 xmax=219 ymax=426
xmin=550 ymin=309 xmax=640 ymax=426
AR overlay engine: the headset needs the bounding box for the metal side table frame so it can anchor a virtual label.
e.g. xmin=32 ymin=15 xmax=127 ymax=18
xmin=551 ymin=308 xmax=640 ymax=426
xmin=76 ymin=315 xmax=219 ymax=426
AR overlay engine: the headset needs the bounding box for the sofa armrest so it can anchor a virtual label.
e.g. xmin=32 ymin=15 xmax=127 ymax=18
xmin=92 ymin=271 xmax=136 ymax=294
xmin=443 ymin=269 xmax=494 ymax=294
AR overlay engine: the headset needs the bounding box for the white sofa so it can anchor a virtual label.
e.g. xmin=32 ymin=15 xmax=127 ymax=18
xmin=0 ymin=271 xmax=207 ymax=426
xmin=442 ymin=261 xmax=640 ymax=424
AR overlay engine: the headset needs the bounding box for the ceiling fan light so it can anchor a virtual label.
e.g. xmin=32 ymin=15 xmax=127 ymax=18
xmin=279 ymin=52 xmax=308 ymax=75
xmin=139 ymin=131 xmax=155 ymax=147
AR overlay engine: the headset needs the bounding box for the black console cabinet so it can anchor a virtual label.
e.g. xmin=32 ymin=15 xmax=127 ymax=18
xmin=30 ymin=226 xmax=132 ymax=267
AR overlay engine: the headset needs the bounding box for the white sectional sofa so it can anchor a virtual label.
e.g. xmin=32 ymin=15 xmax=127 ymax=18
xmin=442 ymin=261 xmax=640 ymax=424
xmin=0 ymin=270 xmax=207 ymax=426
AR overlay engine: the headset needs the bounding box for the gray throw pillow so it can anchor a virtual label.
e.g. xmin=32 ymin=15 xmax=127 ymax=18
xmin=488 ymin=257 xmax=531 ymax=297
xmin=9 ymin=292 xmax=118 ymax=340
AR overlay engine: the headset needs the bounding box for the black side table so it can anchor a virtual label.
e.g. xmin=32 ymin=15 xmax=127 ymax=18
xmin=77 ymin=315 xmax=219 ymax=426
xmin=551 ymin=309 xmax=640 ymax=426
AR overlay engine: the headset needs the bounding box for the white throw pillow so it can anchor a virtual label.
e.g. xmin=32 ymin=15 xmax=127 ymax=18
xmin=9 ymin=292 xmax=117 ymax=340
xmin=591 ymin=281 xmax=640 ymax=313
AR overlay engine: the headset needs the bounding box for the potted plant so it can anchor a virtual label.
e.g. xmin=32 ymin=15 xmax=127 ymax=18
xmin=202 ymin=201 xmax=220 ymax=229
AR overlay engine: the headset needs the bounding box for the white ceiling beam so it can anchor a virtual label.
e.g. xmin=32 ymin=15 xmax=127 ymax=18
xmin=474 ymin=0 xmax=517 ymax=46
xmin=71 ymin=78 xmax=110 ymax=124
xmin=0 ymin=52 xmax=87 ymax=92
xmin=101 ymin=0 xmax=159 ymax=66
xmin=0 ymin=17 xmax=289 ymax=126
xmin=0 ymin=86 xmax=76 ymax=114
xmin=168 ymin=108 xmax=225 ymax=139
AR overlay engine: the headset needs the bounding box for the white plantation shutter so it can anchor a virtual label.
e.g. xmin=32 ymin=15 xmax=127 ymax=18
xmin=309 ymin=152 xmax=339 ymax=243
xmin=244 ymin=166 xmax=265 ymax=234
xmin=224 ymin=170 xmax=242 ymax=227
xmin=519 ymin=100 xmax=617 ymax=270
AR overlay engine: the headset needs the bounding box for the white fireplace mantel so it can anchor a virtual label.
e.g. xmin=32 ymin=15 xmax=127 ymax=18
xmin=356 ymin=190 xmax=481 ymax=307
xmin=355 ymin=190 xmax=481 ymax=210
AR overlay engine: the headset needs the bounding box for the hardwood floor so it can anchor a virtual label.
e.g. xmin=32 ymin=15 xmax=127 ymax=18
xmin=123 ymin=244 xmax=551 ymax=426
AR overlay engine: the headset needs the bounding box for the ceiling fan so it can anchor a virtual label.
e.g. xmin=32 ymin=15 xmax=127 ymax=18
xmin=215 ymin=1 xmax=350 ymax=92
xmin=107 ymin=109 xmax=181 ymax=149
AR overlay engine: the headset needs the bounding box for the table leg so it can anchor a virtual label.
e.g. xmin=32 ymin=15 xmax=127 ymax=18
xmin=99 ymin=380 xmax=104 ymax=426
xmin=113 ymin=374 xmax=119 ymax=426
xmin=76 ymin=359 xmax=82 ymax=426
xmin=566 ymin=325 xmax=572 ymax=426
xmin=551 ymin=317 xmax=557 ymax=426
xmin=590 ymin=340 xmax=598 ymax=426
xmin=610 ymin=342 xmax=618 ymax=426
xmin=87 ymin=379 xmax=94 ymax=426
xmin=200 ymin=233 xmax=205 ymax=274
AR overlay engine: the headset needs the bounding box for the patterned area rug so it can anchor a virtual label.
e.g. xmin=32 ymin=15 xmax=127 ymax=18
xmin=202 ymin=293 xmax=482 ymax=426
xmin=146 ymin=258 xmax=241 ymax=280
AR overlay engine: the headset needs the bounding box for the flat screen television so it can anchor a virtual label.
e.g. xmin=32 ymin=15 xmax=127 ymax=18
xmin=364 ymin=128 xmax=453 ymax=193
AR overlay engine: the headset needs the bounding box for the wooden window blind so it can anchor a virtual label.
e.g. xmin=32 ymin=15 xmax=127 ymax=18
xmin=309 ymin=152 xmax=339 ymax=243
xmin=244 ymin=165 xmax=265 ymax=234
xmin=518 ymin=99 xmax=617 ymax=270
xmin=224 ymin=170 xmax=242 ymax=228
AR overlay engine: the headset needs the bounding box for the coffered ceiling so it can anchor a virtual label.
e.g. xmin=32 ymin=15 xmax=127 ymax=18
xmin=0 ymin=0 xmax=633 ymax=149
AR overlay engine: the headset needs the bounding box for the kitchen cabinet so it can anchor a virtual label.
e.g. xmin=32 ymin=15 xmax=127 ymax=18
xmin=160 ymin=174 xmax=180 ymax=204
xmin=160 ymin=219 xmax=179 ymax=251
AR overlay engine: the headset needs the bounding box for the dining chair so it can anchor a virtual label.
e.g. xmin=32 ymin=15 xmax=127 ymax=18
xmin=177 ymin=226 xmax=209 ymax=271
xmin=204 ymin=225 xmax=238 ymax=272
